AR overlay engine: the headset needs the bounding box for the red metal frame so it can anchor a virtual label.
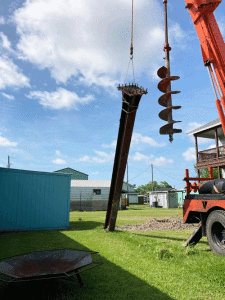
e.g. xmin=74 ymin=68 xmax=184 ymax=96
xmin=183 ymin=168 xmax=225 ymax=224
xmin=183 ymin=198 xmax=225 ymax=223
xmin=183 ymin=167 xmax=214 ymax=194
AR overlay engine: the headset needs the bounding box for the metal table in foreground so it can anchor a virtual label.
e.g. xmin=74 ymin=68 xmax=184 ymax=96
xmin=0 ymin=248 xmax=104 ymax=287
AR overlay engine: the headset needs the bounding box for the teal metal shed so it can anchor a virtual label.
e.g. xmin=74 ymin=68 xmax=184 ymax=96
xmin=177 ymin=189 xmax=198 ymax=206
xmin=0 ymin=167 xmax=71 ymax=232
xmin=175 ymin=189 xmax=186 ymax=206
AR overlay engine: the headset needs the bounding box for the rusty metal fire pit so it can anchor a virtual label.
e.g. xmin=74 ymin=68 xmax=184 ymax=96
xmin=0 ymin=248 xmax=104 ymax=286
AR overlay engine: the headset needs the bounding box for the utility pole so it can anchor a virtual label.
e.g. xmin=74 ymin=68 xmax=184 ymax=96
xmin=7 ymin=156 xmax=10 ymax=168
xmin=151 ymin=164 xmax=153 ymax=192
xmin=127 ymin=161 xmax=129 ymax=206
xmin=150 ymin=164 xmax=153 ymax=206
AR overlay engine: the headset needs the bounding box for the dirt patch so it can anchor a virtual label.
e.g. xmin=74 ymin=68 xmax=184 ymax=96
xmin=115 ymin=217 xmax=199 ymax=232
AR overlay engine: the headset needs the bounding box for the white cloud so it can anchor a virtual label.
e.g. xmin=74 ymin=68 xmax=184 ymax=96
xmin=102 ymin=133 xmax=165 ymax=150
xmin=0 ymin=55 xmax=30 ymax=89
xmin=0 ymin=134 xmax=17 ymax=146
xmin=186 ymin=122 xmax=203 ymax=134
xmin=55 ymin=150 xmax=62 ymax=156
xmin=92 ymin=171 xmax=99 ymax=175
xmin=131 ymin=152 xmax=154 ymax=162
xmin=26 ymin=87 xmax=94 ymax=110
xmin=75 ymin=150 xmax=114 ymax=163
xmin=0 ymin=33 xmax=12 ymax=51
xmin=75 ymin=148 xmax=173 ymax=166
xmin=152 ymin=156 xmax=174 ymax=166
xmin=169 ymin=23 xmax=186 ymax=49
xmin=150 ymin=64 xmax=162 ymax=82
xmin=131 ymin=133 xmax=166 ymax=147
xmin=102 ymin=141 xmax=117 ymax=149
xmin=218 ymin=20 xmax=225 ymax=38
xmin=79 ymin=155 xmax=91 ymax=162
xmin=13 ymin=0 xmax=185 ymax=89
xmin=130 ymin=151 xmax=173 ymax=166
xmin=1 ymin=92 xmax=15 ymax=100
xmin=186 ymin=122 xmax=212 ymax=145
xmin=207 ymin=144 xmax=216 ymax=149
xmin=182 ymin=147 xmax=196 ymax=161
xmin=52 ymin=158 xmax=66 ymax=164
xmin=92 ymin=151 xmax=115 ymax=163
xmin=0 ymin=17 xmax=5 ymax=25
xmin=197 ymin=138 xmax=213 ymax=145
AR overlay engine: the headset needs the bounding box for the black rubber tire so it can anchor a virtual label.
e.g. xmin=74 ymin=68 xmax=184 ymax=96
xmin=206 ymin=210 xmax=225 ymax=256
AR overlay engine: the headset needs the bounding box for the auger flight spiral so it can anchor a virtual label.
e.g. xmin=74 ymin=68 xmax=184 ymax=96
xmin=157 ymin=0 xmax=182 ymax=143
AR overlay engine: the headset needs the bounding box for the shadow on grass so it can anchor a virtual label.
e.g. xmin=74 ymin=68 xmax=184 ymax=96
xmin=126 ymin=207 xmax=144 ymax=210
xmin=0 ymin=221 xmax=105 ymax=236
xmin=0 ymin=225 xmax=175 ymax=300
xmin=131 ymin=232 xmax=209 ymax=245
xmin=66 ymin=220 xmax=104 ymax=230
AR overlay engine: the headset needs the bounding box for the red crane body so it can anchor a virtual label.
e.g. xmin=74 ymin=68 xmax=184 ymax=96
xmin=182 ymin=0 xmax=225 ymax=255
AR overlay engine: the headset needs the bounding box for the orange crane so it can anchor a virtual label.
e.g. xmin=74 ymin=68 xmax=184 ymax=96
xmin=181 ymin=0 xmax=225 ymax=255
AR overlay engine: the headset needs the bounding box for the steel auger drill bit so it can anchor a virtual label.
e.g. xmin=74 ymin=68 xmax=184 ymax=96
xmin=157 ymin=0 xmax=182 ymax=142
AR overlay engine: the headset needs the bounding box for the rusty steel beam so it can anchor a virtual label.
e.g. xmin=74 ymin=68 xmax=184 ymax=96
xmin=104 ymin=83 xmax=147 ymax=231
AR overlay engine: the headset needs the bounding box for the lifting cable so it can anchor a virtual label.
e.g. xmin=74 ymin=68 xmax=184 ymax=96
xmin=124 ymin=0 xmax=135 ymax=84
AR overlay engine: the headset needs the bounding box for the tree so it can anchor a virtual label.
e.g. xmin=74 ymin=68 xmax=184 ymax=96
xmin=159 ymin=181 xmax=173 ymax=189
xmin=194 ymin=164 xmax=219 ymax=179
xmin=134 ymin=181 xmax=172 ymax=195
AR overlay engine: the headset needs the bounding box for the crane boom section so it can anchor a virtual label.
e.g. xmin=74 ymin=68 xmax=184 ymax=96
xmin=185 ymin=1 xmax=225 ymax=85
xmin=185 ymin=0 xmax=225 ymax=134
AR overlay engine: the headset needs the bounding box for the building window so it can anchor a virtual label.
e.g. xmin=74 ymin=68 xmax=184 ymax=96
xmin=93 ymin=189 xmax=101 ymax=195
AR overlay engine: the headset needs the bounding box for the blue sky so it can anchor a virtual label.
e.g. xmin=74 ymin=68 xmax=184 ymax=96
xmin=0 ymin=0 xmax=224 ymax=190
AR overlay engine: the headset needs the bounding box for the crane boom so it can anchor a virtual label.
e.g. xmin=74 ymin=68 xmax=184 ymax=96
xmin=185 ymin=0 xmax=225 ymax=135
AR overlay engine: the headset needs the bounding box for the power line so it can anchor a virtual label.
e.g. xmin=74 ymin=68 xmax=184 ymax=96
xmin=128 ymin=164 xmax=183 ymax=184
xmin=153 ymin=165 xmax=183 ymax=182
xmin=128 ymin=164 xmax=152 ymax=182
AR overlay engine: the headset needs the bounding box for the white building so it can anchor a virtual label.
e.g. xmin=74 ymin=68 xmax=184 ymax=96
xmin=148 ymin=189 xmax=183 ymax=208
xmin=122 ymin=182 xmax=139 ymax=204
xmin=70 ymin=180 xmax=138 ymax=211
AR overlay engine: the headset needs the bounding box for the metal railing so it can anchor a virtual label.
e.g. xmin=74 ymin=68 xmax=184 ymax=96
xmin=198 ymin=145 xmax=225 ymax=162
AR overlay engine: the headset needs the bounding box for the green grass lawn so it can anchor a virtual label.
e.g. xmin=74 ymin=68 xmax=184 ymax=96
xmin=0 ymin=205 xmax=225 ymax=300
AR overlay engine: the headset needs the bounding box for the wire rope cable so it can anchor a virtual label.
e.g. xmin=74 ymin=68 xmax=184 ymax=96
xmin=124 ymin=0 xmax=135 ymax=84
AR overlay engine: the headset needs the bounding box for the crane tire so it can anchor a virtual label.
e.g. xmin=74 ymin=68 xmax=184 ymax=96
xmin=206 ymin=210 xmax=225 ymax=256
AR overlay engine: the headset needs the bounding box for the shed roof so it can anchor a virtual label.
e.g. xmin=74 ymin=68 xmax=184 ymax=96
xmin=187 ymin=118 xmax=222 ymax=139
xmin=71 ymin=180 xmax=111 ymax=187
xmin=71 ymin=180 xmax=133 ymax=192
xmin=148 ymin=188 xmax=176 ymax=194
xmin=54 ymin=167 xmax=88 ymax=176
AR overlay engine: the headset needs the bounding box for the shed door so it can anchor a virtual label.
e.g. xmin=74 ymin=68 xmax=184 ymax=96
xmin=157 ymin=194 xmax=165 ymax=206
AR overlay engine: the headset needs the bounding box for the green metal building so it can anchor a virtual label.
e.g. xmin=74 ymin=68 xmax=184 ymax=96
xmin=54 ymin=167 xmax=88 ymax=180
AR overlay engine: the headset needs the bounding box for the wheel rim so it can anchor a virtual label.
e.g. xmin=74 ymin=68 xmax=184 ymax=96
xmin=211 ymin=222 xmax=225 ymax=248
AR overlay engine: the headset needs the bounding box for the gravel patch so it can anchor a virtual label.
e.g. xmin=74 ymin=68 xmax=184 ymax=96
xmin=115 ymin=217 xmax=199 ymax=232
